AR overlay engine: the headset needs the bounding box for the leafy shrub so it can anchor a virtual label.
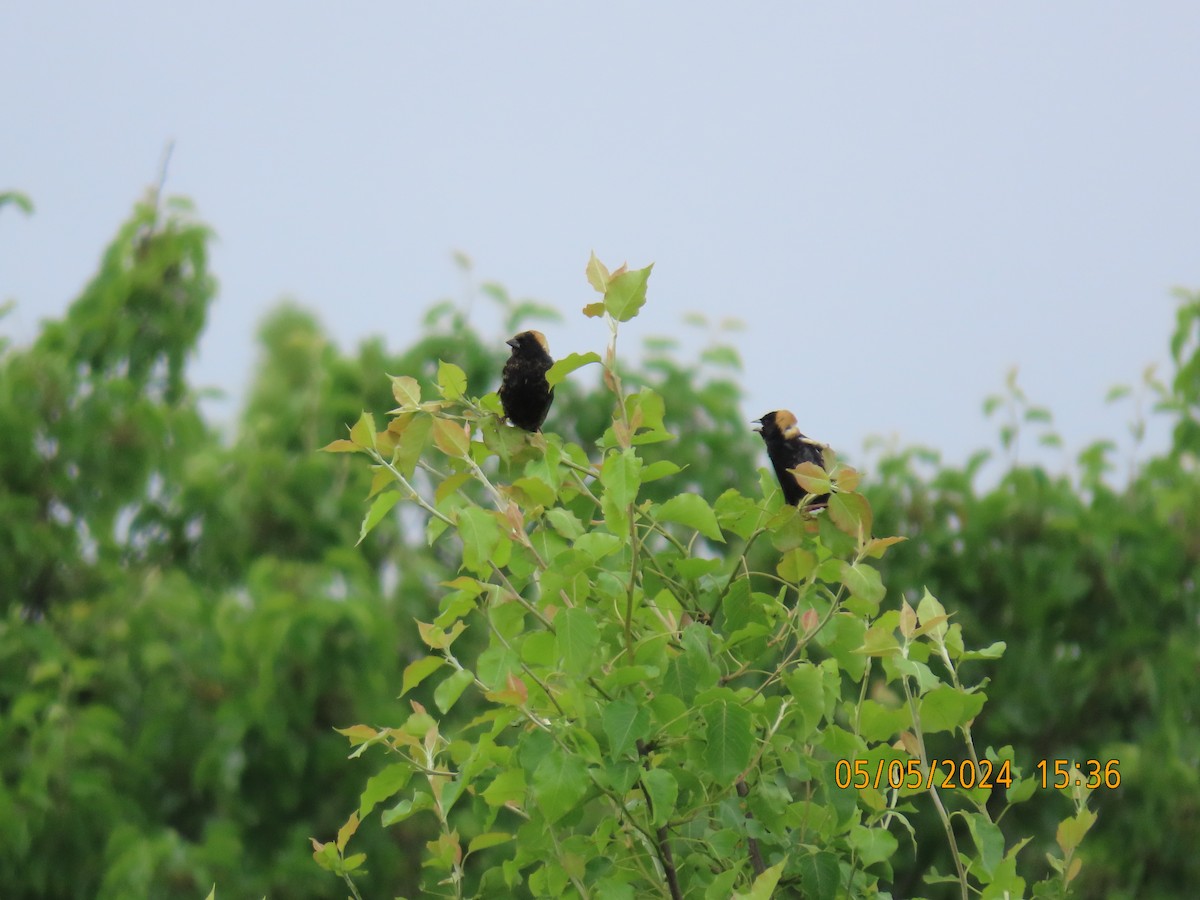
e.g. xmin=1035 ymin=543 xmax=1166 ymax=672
xmin=326 ymin=256 xmax=1092 ymax=898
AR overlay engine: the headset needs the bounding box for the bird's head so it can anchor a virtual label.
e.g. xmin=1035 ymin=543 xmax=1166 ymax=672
xmin=753 ymin=409 xmax=802 ymax=441
xmin=506 ymin=330 xmax=551 ymax=355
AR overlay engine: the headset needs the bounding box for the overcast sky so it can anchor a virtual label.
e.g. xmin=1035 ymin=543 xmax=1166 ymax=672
xmin=4 ymin=4 xmax=1198 ymax=478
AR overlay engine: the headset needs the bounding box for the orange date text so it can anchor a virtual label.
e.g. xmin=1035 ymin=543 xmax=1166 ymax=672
xmin=834 ymin=758 xmax=1013 ymax=791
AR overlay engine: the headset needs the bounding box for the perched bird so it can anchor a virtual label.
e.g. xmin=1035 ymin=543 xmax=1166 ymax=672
xmin=499 ymin=330 xmax=555 ymax=431
xmin=753 ymin=410 xmax=829 ymax=508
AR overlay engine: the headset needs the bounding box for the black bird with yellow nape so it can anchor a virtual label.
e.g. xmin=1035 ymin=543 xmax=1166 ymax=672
xmin=499 ymin=330 xmax=555 ymax=432
xmin=753 ymin=409 xmax=829 ymax=509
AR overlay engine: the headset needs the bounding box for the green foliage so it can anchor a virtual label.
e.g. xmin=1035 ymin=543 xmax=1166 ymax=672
xmin=0 ymin=196 xmax=416 ymax=897
xmin=329 ymin=258 xmax=1086 ymax=898
xmin=3 ymin=190 xmax=1197 ymax=898
xmin=865 ymin=302 xmax=1200 ymax=897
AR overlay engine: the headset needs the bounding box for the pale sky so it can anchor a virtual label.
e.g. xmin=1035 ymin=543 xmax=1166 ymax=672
xmin=4 ymin=4 xmax=1198 ymax=477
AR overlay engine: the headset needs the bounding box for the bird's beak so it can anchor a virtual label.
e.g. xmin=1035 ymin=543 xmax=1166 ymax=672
xmin=506 ymin=338 xmax=518 ymax=349
xmin=751 ymin=418 xmax=763 ymax=433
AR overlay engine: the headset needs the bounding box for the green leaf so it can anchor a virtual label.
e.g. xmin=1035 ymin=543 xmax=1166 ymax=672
xmin=575 ymin=532 xmax=622 ymax=561
xmin=359 ymin=763 xmax=414 ymax=817
xmin=961 ymin=641 xmax=1007 ymax=661
xmin=604 ymin=263 xmax=653 ymax=322
xmin=602 ymin=699 xmax=651 ymax=759
xmin=784 ymin=662 xmax=826 ymax=738
xmin=840 ymin=561 xmax=886 ymax=610
xmin=457 ymin=507 xmax=502 ymax=576
xmin=918 ymin=685 xmax=986 ymax=733
xmin=1105 ymin=384 xmax=1132 ymax=403
xmin=706 ymin=870 xmax=739 ymax=900
xmin=849 ymin=824 xmax=898 ymax=868
xmin=481 ymin=769 xmax=526 ymax=808
xmin=733 ymin=859 xmax=785 ymax=900
xmin=674 ymin=557 xmax=721 ymax=579
xmin=437 ymin=360 xmax=468 ymax=400
xmin=532 ymin=747 xmax=589 ymax=824
xmin=777 ymin=547 xmax=815 ymax=583
xmin=545 ymin=508 xmax=585 ymax=539
xmin=381 ymin=791 xmax=435 ymax=826
xmin=512 ymin=475 xmax=556 ymax=507
xmin=700 ymin=345 xmax=742 ymax=369
xmin=857 ymin=700 xmax=912 ymax=742
xmin=714 ymin=489 xmax=762 ymax=539
xmin=857 ymin=625 xmax=901 ymax=658
xmin=657 ymin=494 xmax=724 ymax=543
xmin=601 ymin=448 xmax=642 ymax=508
xmin=312 ymin=840 xmax=339 ymax=871
xmin=797 ymin=851 xmax=841 ymax=900
xmin=702 ymin=700 xmax=752 ymax=782
xmin=0 ymin=190 xmax=34 ymax=215
xmin=641 ymin=460 xmax=682 ymax=483
xmin=400 ymin=655 xmax=445 ymax=697
xmin=642 ymin=768 xmax=678 ymax=827
xmin=964 ymin=811 xmax=1005 ymax=878
xmin=434 ymin=668 xmax=475 ymax=714
xmin=546 ymin=351 xmax=602 ymax=387
xmin=357 ymin=491 xmax=400 ymax=545
xmin=556 ymin=607 xmax=600 ymax=675
xmin=467 ymin=832 xmax=514 ymax=855
xmin=915 ymin=588 xmax=949 ymax=640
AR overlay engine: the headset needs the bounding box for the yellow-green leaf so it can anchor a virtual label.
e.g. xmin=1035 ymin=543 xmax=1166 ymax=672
xmin=350 ymin=412 xmax=377 ymax=450
xmin=416 ymin=620 xmax=467 ymax=651
xmin=391 ymin=375 xmax=422 ymax=407
xmin=791 ymin=461 xmax=831 ymax=496
xmin=432 ymin=417 xmax=470 ymax=458
xmin=437 ymin=361 xmax=467 ymax=400
xmin=1057 ymin=806 xmax=1097 ymax=855
xmin=337 ymin=811 xmax=360 ymax=852
xmin=827 ymin=491 xmax=872 ymax=539
xmin=392 ymin=413 xmax=433 ymax=477
xmin=603 ymin=263 xmax=653 ymax=322
xmin=357 ymin=492 xmax=400 ymax=545
xmin=320 ymin=439 xmax=361 ymax=454
xmin=546 ymin=351 xmax=602 ymax=387
xmin=585 ymin=251 xmax=611 ymax=293
xmin=401 ymin=656 xmax=445 ymax=696
xmin=863 ymin=535 xmax=907 ymax=559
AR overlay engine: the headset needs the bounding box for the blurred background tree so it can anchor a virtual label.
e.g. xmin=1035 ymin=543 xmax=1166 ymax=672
xmin=0 ymin=194 xmax=1196 ymax=897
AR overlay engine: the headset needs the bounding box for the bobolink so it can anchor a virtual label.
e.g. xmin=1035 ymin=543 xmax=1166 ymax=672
xmin=753 ymin=409 xmax=829 ymax=509
xmin=499 ymin=330 xmax=555 ymax=432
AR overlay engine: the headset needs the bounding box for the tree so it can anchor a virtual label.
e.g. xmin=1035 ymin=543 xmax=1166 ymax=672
xmin=324 ymin=255 xmax=1093 ymax=899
